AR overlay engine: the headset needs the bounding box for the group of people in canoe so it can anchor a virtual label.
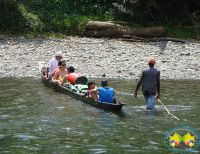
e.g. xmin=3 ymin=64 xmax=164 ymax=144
xmin=44 ymin=51 xmax=116 ymax=104
xmin=45 ymin=51 xmax=160 ymax=110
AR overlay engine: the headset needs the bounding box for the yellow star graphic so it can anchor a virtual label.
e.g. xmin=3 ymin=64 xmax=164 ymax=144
xmin=169 ymin=132 xmax=182 ymax=147
xmin=183 ymin=132 xmax=195 ymax=147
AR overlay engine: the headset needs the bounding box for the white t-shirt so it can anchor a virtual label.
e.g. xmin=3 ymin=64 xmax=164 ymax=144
xmin=48 ymin=58 xmax=59 ymax=74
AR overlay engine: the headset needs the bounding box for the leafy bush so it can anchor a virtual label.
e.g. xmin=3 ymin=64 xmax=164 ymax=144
xmin=1 ymin=0 xmax=200 ymax=39
xmin=19 ymin=0 xmax=115 ymax=34
xmin=18 ymin=4 xmax=44 ymax=32
xmin=0 ymin=0 xmax=24 ymax=31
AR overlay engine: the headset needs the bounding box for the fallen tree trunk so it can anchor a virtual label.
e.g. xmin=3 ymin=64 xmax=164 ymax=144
xmin=85 ymin=21 xmax=121 ymax=30
xmin=85 ymin=21 xmax=166 ymax=38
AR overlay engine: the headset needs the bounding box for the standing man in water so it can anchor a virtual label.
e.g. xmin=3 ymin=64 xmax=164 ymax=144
xmin=134 ymin=58 xmax=160 ymax=110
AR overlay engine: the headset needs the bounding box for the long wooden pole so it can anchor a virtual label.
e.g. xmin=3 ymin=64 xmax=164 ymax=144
xmin=157 ymin=99 xmax=180 ymax=121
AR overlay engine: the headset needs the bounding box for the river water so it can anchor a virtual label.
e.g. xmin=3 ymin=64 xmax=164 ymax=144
xmin=0 ymin=78 xmax=199 ymax=154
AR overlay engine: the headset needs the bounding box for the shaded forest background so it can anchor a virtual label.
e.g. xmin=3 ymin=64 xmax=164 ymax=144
xmin=1 ymin=0 xmax=200 ymax=39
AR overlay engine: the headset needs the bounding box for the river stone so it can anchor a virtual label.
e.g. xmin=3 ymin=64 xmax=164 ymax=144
xmin=0 ymin=35 xmax=200 ymax=79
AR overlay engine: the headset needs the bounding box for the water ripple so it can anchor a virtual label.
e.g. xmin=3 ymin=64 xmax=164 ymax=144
xmin=88 ymin=148 xmax=107 ymax=154
xmin=15 ymin=134 xmax=39 ymax=141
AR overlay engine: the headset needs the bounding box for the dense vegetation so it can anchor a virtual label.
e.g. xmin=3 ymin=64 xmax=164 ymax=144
xmin=1 ymin=0 xmax=200 ymax=39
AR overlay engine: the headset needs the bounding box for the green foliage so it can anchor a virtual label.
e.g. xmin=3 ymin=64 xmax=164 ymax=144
xmin=0 ymin=0 xmax=200 ymax=39
xmin=0 ymin=0 xmax=24 ymax=31
xmin=0 ymin=0 xmax=115 ymax=34
xmin=113 ymin=0 xmax=200 ymax=25
xmin=165 ymin=25 xmax=196 ymax=39
xmin=18 ymin=4 xmax=44 ymax=32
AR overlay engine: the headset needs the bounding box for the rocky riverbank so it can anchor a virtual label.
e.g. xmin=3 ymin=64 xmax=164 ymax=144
xmin=0 ymin=35 xmax=200 ymax=79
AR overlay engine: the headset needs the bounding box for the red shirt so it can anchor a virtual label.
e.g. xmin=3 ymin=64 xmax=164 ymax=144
xmin=51 ymin=68 xmax=58 ymax=77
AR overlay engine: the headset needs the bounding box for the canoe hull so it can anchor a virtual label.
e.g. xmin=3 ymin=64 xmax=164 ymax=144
xmin=41 ymin=75 xmax=125 ymax=112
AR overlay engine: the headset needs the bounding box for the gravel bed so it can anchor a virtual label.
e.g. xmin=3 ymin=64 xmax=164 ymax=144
xmin=0 ymin=35 xmax=200 ymax=79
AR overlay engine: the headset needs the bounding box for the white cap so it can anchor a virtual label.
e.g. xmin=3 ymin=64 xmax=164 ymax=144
xmin=55 ymin=51 xmax=63 ymax=57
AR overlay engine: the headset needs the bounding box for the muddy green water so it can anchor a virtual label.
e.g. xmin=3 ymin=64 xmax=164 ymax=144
xmin=0 ymin=78 xmax=199 ymax=154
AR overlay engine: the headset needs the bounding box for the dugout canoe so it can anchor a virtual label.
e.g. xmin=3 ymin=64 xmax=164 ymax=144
xmin=39 ymin=62 xmax=125 ymax=112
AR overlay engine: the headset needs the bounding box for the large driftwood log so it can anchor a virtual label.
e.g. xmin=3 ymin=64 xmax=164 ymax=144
xmin=85 ymin=21 xmax=166 ymax=38
xmin=85 ymin=21 xmax=121 ymax=30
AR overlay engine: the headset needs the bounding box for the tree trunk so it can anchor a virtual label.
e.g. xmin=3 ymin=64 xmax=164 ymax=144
xmin=85 ymin=21 xmax=121 ymax=30
xmin=85 ymin=21 xmax=166 ymax=38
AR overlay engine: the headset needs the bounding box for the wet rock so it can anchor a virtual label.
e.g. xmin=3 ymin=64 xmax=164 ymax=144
xmin=180 ymin=53 xmax=190 ymax=56
xmin=101 ymin=74 xmax=106 ymax=77
xmin=129 ymin=72 xmax=134 ymax=75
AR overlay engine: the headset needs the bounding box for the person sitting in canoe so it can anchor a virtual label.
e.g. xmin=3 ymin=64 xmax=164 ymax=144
xmin=97 ymin=80 xmax=116 ymax=103
xmin=62 ymin=66 xmax=88 ymax=93
xmin=51 ymin=60 xmax=62 ymax=77
xmin=52 ymin=60 xmax=68 ymax=85
xmin=84 ymin=82 xmax=98 ymax=100
xmin=45 ymin=51 xmax=63 ymax=79
xmin=63 ymin=66 xmax=77 ymax=84
xmin=63 ymin=66 xmax=80 ymax=85
xmin=67 ymin=66 xmax=76 ymax=74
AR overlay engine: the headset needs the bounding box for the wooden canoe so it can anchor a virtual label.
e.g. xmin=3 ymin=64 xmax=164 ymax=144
xmin=39 ymin=62 xmax=125 ymax=112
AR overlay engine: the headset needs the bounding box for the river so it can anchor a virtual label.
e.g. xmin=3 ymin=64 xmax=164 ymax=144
xmin=0 ymin=78 xmax=199 ymax=154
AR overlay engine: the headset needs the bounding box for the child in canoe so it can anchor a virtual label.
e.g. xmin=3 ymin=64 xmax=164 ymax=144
xmin=84 ymin=82 xmax=98 ymax=101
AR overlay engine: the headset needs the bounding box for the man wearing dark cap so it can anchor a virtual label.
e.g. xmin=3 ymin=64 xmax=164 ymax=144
xmin=67 ymin=66 xmax=75 ymax=74
xmin=63 ymin=66 xmax=80 ymax=84
xmin=98 ymin=80 xmax=115 ymax=103
xmin=134 ymin=58 xmax=160 ymax=110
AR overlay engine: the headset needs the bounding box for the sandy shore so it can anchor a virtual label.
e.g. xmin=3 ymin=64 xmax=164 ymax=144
xmin=0 ymin=35 xmax=200 ymax=79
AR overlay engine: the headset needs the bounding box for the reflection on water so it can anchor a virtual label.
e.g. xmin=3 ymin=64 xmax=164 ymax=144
xmin=0 ymin=78 xmax=199 ymax=153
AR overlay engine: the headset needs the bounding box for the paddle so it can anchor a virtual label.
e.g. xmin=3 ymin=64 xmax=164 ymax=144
xmin=157 ymin=98 xmax=180 ymax=121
